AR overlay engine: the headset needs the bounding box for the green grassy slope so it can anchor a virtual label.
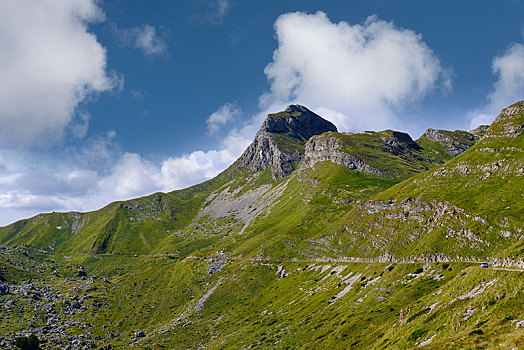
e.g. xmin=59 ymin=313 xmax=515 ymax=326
xmin=231 ymin=102 xmax=524 ymax=261
xmin=372 ymin=101 xmax=524 ymax=258
xmin=0 ymin=121 xmax=448 ymax=259
xmin=313 ymin=129 xmax=440 ymax=178
xmin=3 ymin=253 xmax=524 ymax=349
xmin=0 ymin=177 xmax=231 ymax=256
xmin=223 ymin=129 xmax=466 ymax=260
xmin=1 ymin=103 xmax=523 ymax=349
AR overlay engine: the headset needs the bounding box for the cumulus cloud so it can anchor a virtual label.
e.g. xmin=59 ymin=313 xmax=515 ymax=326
xmin=469 ymin=43 xmax=524 ymax=128
xmin=206 ymin=102 xmax=241 ymax=135
xmin=261 ymin=12 xmax=446 ymax=132
xmin=112 ymin=24 xmax=168 ymax=56
xmin=0 ymin=0 xmax=119 ymax=147
xmin=0 ymin=11 xmax=449 ymax=226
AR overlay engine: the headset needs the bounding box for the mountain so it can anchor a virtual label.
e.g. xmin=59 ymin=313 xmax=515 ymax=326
xmin=0 ymin=102 xmax=523 ymax=349
xmin=234 ymin=104 xmax=337 ymax=179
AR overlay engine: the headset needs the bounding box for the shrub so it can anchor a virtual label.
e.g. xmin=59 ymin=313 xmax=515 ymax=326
xmin=14 ymin=334 xmax=39 ymax=350
xmin=408 ymin=329 xmax=427 ymax=341
xmin=441 ymin=263 xmax=449 ymax=270
xmin=414 ymin=267 xmax=424 ymax=274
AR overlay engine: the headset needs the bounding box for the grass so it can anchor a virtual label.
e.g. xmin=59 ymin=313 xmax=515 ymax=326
xmin=4 ymin=257 xmax=522 ymax=349
xmin=0 ymin=102 xmax=523 ymax=348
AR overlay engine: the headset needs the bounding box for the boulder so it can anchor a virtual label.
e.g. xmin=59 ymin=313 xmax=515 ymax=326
xmin=0 ymin=281 xmax=8 ymax=295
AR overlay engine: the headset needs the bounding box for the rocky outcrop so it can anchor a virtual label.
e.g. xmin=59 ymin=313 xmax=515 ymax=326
xmin=302 ymin=130 xmax=427 ymax=176
xmin=484 ymin=101 xmax=524 ymax=139
xmin=419 ymin=128 xmax=476 ymax=156
xmin=302 ymin=134 xmax=382 ymax=175
xmin=0 ymin=280 xmax=9 ymax=295
xmin=469 ymin=125 xmax=489 ymax=138
xmin=261 ymin=105 xmax=338 ymax=141
xmin=235 ymin=105 xmax=337 ymax=179
xmin=381 ymin=131 xmax=423 ymax=152
xmin=235 ymin=132 xmax=303 ymax=179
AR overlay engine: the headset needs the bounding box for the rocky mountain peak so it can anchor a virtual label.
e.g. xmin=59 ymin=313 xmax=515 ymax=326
xmin=262 ymin=105 xmax=337 ymax=141
xmin=379 ymin=130 xmax=422 ymax=151
xmin=234 ymin=105 xmax=337 ymax=179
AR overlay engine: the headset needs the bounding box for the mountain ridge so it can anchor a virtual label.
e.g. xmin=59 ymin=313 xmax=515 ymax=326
xmin=0 ymin=104 xmax=491 ymax=253
xmin=0 ymin=101 xmax=523 ymax=349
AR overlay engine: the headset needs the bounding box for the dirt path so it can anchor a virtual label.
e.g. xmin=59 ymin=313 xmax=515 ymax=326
xmin=489 ymin=267 xmax=524 ymax=272
xmin=61 ymin=252 xmax=524 ymax=270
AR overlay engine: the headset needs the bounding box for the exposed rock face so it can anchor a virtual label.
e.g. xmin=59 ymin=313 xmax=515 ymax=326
xmin=484 ymin=101 xmax=524 ymax=139
xmin=261 ymin=105 xmax=338 ymax=141
xmin=236 ymin=132 xmax=302 ymax=179
xmin=236 ymin=105 xmax=337 ymax=179
xmin=303 ymin=133 xmax=382 ymax=175
xmin=0 ymin=281 xmax=9 ymax=295
xmin=469 ymin=125 xmax=489 ymax=138
xmin=419 ymin=128 xmax=476 ymax=156
xmin=381 ymin=131 xmax=422 ymax=152
xmin=302 ymin=130 xmax=425 ymax=176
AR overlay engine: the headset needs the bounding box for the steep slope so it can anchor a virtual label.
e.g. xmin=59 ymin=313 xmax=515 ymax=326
xmin=0 ymin=180 xmax=227 ymax=256
xmin=416 ymin=128 xmax=477 ymax=162
xmin=0 ymin=105 xmax=479 ymax=258
xmin=233 ymin=105 xmax=337 ymax=179
xmin=1 ymin=102 xmax=523 ymax=350
xmin=304 ymin=130 xmax=437 ymax=178
xmin=469 ymin=124 xmax=490 ymax=138
xmin=203 ymin=103 xmax=523 ymax=262
xmin=293 ymin=101 xmax=524 ymax=261
xmin=0 ymin=105 xmax=337 ymax=256
xmin=222 ymin=129 xmax=458 ymax=259
xmin=372 ymin=101 xmax=524 ymax=257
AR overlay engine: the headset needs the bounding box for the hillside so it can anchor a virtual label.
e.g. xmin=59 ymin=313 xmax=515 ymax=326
xmin=0 ymin=102 xmax=523 ymax=349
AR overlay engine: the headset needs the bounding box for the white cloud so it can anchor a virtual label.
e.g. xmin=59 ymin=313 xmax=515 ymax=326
xmin=469 ymin=43 xmax=524 ymax=129
xmin=261 ymin=12 xmax=446 ymax=132
xmin=134 ymin=24 xmax=168 ymax=56
xmin=216 ymin=0 xmax=230 ymax=19
xmin=0 ymin=0 xmax=119 ymax=147
xmin=68 ymin=111 xmax=91 ymax=139
xmin=0 ymin=128 xmax=252 ymax=225
xmin=112 ymin=23 xmax=168 ymax=56
xmin=314 ymin=107 xmax=357 ymax=132
xmin=0 ymin=11 xmax=449 ymax=226
xmin=195 ymin=0 xmax=231 ymax=25
xmin=206 ymin=102 xmax=241 ymax=135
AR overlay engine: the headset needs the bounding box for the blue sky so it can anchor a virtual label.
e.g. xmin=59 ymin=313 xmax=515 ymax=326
xmin=0 ymin=0 xmax=523 ymax=225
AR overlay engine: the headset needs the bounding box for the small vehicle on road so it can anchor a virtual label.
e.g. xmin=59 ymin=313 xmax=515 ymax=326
xmin=480 ymin=262 xmax=488 ymax=268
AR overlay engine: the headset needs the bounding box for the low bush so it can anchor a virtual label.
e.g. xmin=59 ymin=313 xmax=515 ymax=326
xmin=14 ymin=334 xmax=39 ymax=350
